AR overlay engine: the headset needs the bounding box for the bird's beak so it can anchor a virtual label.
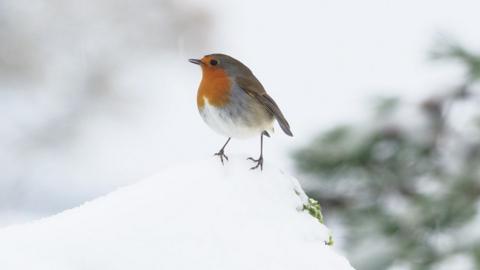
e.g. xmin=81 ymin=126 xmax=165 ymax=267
xmin=188 ymin=58 xmax=203 ymax=65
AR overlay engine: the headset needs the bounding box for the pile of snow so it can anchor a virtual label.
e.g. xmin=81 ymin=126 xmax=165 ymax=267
xmin=0 ymin=158 xmax=354 ymax=270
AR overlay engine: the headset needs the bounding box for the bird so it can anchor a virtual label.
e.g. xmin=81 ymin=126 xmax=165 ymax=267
xmin=189 ymin=54 xmax=293 ymax=170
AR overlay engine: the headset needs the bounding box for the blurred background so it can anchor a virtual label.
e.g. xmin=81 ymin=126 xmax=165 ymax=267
xmin=1 ymin=0 xmax=479 ymax=269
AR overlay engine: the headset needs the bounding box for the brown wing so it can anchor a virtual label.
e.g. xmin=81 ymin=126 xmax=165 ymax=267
xmin=236 ymin=76 xmax=293 ymax=136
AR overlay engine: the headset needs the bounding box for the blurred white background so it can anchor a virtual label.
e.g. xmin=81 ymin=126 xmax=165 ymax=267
xmin=1 ymin=0 xmax=479 ymax=232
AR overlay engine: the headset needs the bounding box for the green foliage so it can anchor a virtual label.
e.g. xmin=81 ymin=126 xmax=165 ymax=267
xmin=304 ymin=198 xmax=325 ymax=224
xmin=303 ymin=198 xmax=334 ymax=246
xmin=373 ymin=97 xmax=400 ymax=118
xmin=431 ymin=36 xmax=480 ymax=81
xmin=294 ymin=40 xmax=480 ymax=270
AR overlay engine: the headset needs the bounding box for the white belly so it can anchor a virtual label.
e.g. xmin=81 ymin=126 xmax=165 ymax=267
xmin=199 ymin=99 xmax=274 ymax=139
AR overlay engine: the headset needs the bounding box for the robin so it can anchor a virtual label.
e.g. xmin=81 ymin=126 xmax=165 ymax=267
xmin=189 ymin=54 xmax=293 ymax=170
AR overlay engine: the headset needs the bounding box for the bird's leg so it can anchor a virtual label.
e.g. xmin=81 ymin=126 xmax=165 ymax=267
xmin=214 ymin=137 xmax=231 ymax=165
xmin=248 ymin=131 xmax=270 ymax=170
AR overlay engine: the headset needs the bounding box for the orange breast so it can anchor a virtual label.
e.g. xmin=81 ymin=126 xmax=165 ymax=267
xmin=197 ymin=67 xmax=232 ymax=108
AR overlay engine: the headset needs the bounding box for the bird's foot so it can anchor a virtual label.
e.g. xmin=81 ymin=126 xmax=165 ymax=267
xmin=247 ymin=155 xmax=263 ymax=170
xmin=214 ymin=149 xmax=229 ymax=165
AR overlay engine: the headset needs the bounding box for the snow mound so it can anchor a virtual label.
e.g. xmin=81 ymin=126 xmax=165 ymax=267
xmin=0 ymin=157 xmax=355 ymax=270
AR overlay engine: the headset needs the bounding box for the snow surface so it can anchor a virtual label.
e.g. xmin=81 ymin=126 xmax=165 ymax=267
xmin=0 ymin=157 xmax=354 ymax=270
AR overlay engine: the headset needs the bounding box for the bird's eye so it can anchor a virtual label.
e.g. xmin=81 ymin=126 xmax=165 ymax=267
xmin=210 ymin=59 xmax=218 ymax=66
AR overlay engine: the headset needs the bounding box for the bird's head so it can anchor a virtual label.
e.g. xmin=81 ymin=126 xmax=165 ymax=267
xmin=189 ymin=54 xmax=252 ymax=77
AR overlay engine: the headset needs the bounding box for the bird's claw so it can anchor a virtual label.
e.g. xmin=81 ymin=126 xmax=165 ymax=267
xmin=247 ymin=156 xmax=263 ymax=170
xmin=214 ymin=150 xmax=229 ymax=165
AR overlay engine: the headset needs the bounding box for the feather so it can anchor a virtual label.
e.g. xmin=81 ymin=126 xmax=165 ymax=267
xmin=236 ymin=76 xmax=293 ymax=136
